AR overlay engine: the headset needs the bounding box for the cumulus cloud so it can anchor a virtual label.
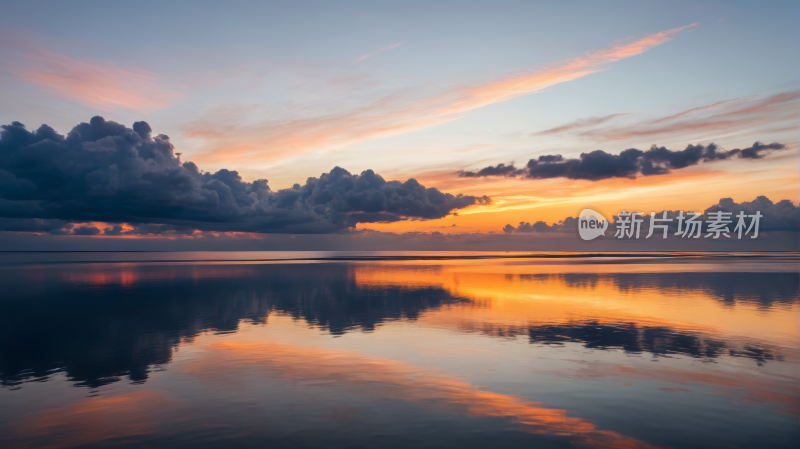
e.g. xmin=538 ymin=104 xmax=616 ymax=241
xmin=502 ymin=196 xmax=799 ymax=234
xmin=459 ymin=142 xmax=787 ymax=181
xmin=71 ymin=225 xmax=101 ymax=236
xmin=503 ymin=218 xmax=578 ymax=234
xmin=458 ymin=162 xmax=524 ymax=178
xmin=705 ymin=196 xmax=800 ymax=232
xmin=0 ymin=218 xmax=73 ymax=235
xmin=0 ymin=117 xmax=489 ymax=234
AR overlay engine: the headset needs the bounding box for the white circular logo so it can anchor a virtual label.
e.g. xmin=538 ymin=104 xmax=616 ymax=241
xmin=578 ymin=209 xmax=609 ymax=240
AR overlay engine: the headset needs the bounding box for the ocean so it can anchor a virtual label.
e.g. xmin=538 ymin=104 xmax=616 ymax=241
xmin=1 ymin=252 xmax=798 ymax=448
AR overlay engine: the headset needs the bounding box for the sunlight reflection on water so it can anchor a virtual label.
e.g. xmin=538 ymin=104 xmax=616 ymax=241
xmin=0 ymin=252 xmax=798 ymax=448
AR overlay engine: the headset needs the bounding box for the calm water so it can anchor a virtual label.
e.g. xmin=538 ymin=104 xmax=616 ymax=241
xmin=0 ymin=252 xmax=798 ymax=448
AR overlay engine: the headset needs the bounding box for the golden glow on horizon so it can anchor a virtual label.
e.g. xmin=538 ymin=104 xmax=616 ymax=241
xmin=361 ymin=155 xmax=799 ymax=233
xmin=46 ymin=154 xmax=798 ymax=238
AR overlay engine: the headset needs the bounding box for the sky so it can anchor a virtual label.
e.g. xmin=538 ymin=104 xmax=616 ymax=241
xmin=0 ymin=0 xmax=798 ymax=249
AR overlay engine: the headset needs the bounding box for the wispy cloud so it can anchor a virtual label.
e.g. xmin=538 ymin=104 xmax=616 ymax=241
xmin=649 ymin=98 xmax=743 ymax=124
xmin=527 ymin=91 xmax=800 ymax=144
xmin=436 ymin=23 xmax=698 ymax=115
xmin=191 ymin=24 xmax=698 ymax=166
xmin=1 ymin=31 xmax=178 ymax=112
xmin=356 ymin=41 xmax=405 ymax=61
xmin=186 ymin=97 xmax=461 ymax=165
xmin=584 ymin=91 xmax=800 ymax=140
xmin=535 ymin=113 xmax=631 ymax=135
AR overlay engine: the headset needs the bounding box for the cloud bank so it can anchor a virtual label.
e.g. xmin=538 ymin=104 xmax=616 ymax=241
xmin=0 ymin=117 xmax=489 ymax=234
xmin=503 ymin=196 xmax=799 ymax=233
xmin=459 ymin=142 xmax=787 ymax=180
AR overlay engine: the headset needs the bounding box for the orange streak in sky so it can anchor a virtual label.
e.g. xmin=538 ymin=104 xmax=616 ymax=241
xmin=2 ymin=32 xmax=177 ymax=112
xmin=189 ymin=25 xmax=697 ymax=166
xmin=438 ymin=24 xmax=698 ymax=116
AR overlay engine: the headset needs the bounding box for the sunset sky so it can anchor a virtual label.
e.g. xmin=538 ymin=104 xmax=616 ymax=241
xmin=0 ymin=0 xmax=797 ymax=248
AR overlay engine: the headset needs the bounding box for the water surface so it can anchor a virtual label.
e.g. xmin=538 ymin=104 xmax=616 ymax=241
xmin=0 ymin=252 xmax=798 ymax=448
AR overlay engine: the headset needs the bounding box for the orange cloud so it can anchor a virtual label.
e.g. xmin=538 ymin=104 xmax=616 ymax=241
xmin=437 ymin=24 xmax=698 ymax=116
xmin=189 ymin=25 xmax=697 ymax=166
xmin=2 ymin=32 xmax=178 ymax=112
xmin=185 ymin=340 xmax=661 ymax=448
xmin=186 ymin=99 xmax=459 ymax=165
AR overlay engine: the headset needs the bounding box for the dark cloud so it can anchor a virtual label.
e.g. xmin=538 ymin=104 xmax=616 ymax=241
xmin=104 ymin=225 xmax=125 ymax=236
xmin=705 ymin=196 xmax=799 ymax=232
xmin=457 ymin=163 xmax=524 ymax=178
xmin=0 ymin=218 xmax=73 ymax=235
xmin=122 ymin=223 xmax=198 ymax=236
xmin=502 ymin=196 xmax=799 ymax=234
xmin=0 ymin=117 xmax=490 ymax=234
xmin=503 ymin=217 xmax=577 ymax=234
xmin=459 ymin=142 xmax=787 ymax=180
xmin=71 ymin=225 xmax=101 ymax=236
xmin=605 ymin=196 xmax=799 ymax=233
